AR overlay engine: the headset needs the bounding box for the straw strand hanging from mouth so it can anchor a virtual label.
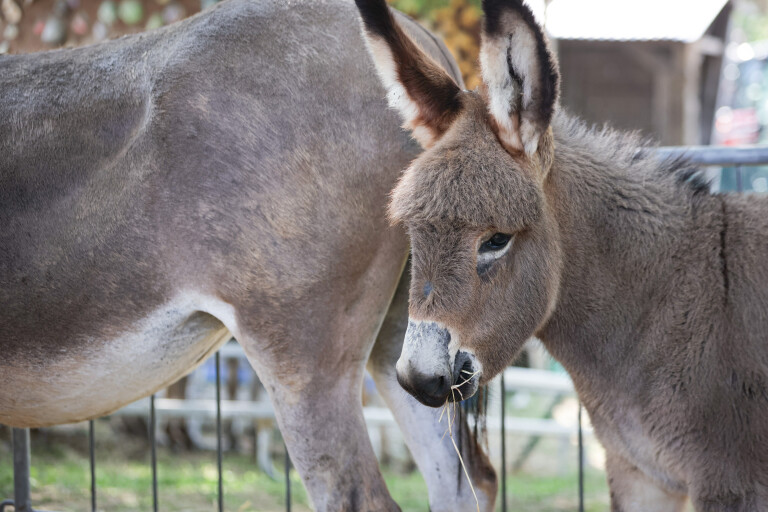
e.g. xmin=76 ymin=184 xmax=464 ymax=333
xmin=439 ymin=369 xmax=481 ymax=512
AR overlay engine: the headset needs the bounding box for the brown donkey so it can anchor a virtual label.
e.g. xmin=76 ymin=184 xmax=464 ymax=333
xmin=0 ymin=0 xmax=498 ymax=510
xmin=356 ymin=0 xmax=768 ymax=510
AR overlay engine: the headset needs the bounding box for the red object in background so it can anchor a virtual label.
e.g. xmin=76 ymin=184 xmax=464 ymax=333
xmin=715 ymin=107 xmax=760 ymax=146
xmin=70 ymin=12 xmax=89 ymax=36
xmin=32 ymin=19 xmax=46 ymax=36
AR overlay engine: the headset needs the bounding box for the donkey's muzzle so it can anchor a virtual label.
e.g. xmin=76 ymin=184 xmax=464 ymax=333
xmin=396 ymin=320 xmax=480 ymax=407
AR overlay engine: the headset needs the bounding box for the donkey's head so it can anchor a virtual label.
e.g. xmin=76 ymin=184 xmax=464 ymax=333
xmin=356 ymin=0 xmax=563 ymax=406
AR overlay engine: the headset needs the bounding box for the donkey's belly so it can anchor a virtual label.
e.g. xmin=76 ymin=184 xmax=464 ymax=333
xmin=0 ymin=293 xmax=236 ymax=428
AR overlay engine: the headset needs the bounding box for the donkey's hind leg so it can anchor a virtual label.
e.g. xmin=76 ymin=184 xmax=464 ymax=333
xmin=367 ymin=272 xmax=498 ymax=512
xmin=236 ymin=322 xmax=399 ymax=511
xmin=232 ymin=251 xmax=407 ymax=511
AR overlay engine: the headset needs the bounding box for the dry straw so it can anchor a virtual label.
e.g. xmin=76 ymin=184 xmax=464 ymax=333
xmin=439 ymin=369 xmax=481 ymax=512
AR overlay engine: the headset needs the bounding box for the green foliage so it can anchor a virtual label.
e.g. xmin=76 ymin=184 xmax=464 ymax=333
xmin=388 ymin=0 xmax=480 ymax=19
xmin=734 ymin=8 xmax=768 ymax=43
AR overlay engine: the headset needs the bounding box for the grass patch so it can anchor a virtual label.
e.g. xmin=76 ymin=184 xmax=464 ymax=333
xmin=0 ymin=428 xmax=609 ymax=511
xmin=0 ymin=438 xmax=311 ymax=512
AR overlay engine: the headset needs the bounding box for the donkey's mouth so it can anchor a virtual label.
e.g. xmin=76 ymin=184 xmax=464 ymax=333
xmin=396 ymin=321 xmax=482 ymax=406
xmin=449 ymin=351 xmax=480 ymax=402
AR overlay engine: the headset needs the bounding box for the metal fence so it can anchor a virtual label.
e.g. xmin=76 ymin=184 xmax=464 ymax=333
xmin=655 ymin=145 xmax=768 ymax=193
xmin=3 ymin=145 xmax=768 ymax=512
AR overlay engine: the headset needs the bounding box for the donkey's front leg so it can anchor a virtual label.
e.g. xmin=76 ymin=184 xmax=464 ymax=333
xmin=606 ymin=452 xmax=687 ymax=512
xmin=368 ymin=272 xmax=497 ymax=512
xmin=230 ymin=236 xmax=408 ymax=512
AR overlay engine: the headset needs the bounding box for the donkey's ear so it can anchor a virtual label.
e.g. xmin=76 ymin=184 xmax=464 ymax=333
xmin=480 ymin=0 xmax=559 ymax=157
xmin=355 ymin=0 xmax=462 ymax=148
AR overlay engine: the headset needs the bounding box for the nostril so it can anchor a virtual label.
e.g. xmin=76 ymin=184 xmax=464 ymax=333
xmin=431 ymin=375 xmax=447 ymax=396
xmin=455 ymin=358 xmax=474 ymax=386
xmin=416 ymin=372 xmax=451 ymax=407
xmin=397 ymin=368 xmax=453 ymax=407
xmin=453 ymin=351 xmax=475 ymax=385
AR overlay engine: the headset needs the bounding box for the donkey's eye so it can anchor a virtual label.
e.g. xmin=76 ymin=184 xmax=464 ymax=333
xmin=479 ymin=233 xmax=513 ymax=253
xmin=477 ymin=232 xmax=514 ymax=277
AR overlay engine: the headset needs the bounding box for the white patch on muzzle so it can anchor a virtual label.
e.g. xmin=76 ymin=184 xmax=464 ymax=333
xmin=397 ymin=319 xmax=485 ymax=404
xmin=396 ymin=319 xmax=452 ymax=380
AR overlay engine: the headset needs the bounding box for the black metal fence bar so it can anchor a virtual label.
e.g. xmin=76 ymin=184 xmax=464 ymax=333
xmin=89 ymin=420 xmax=96 ymax=512
xmin=285 ymin=451 xmax=291 ymax=512
xmin=500 ymin=374 xmax=507 ymax=512
xmin=150 ymin=394 xmax=158 ymax=512
xmin=577 ymin=404 xmax=584 ymax=512
xmin=12 ymin=428 xmax=31 ymax=512
xmin=215 ymin=351 xmax=224 ymax=512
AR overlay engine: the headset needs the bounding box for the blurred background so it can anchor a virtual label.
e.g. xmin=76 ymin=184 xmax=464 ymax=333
xmin=2 ymin=0 xmax=767 ymax=510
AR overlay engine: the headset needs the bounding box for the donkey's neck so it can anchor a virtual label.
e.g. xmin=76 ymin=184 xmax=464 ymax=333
xmin=537 ymin=113 xmax=726 ymax=397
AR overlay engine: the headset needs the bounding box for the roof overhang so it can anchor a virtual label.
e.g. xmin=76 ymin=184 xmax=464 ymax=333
xmin=541 ymin=0 xmax=729 ymax=43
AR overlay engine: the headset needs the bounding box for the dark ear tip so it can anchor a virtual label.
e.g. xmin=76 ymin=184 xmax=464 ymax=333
xmin=482 ymin=0 xmax=539 ymax=36
xmin=482 ymin=0 xmax=526 ymax=9
xmin=353 ymin=0 xmax=381 ymax=11
xmin=354 ymin=0 xmax=394 ymax=38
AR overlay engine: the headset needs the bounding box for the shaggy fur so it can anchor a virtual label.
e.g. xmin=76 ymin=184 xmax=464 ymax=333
xmin=357 ymin=0 xmax=768 ymax=509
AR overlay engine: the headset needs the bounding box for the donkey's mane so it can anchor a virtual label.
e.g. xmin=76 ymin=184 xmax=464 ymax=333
xmin=553 ymin=110 xmax=711 ymax=198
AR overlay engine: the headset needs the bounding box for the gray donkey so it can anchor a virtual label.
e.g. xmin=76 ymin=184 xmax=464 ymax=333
xmin=0 ymin=0 xmax=498 ymax=510
xmin=356 ymin=0 xmax=768 ymax=510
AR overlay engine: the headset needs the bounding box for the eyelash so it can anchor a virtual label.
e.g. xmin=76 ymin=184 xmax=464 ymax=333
xmin=479 ymin=233 xmax=513 ymax=253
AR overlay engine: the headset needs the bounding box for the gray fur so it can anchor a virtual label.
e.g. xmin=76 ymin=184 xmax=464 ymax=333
xmin=0 ymin=1 xmax=497 ymax=510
